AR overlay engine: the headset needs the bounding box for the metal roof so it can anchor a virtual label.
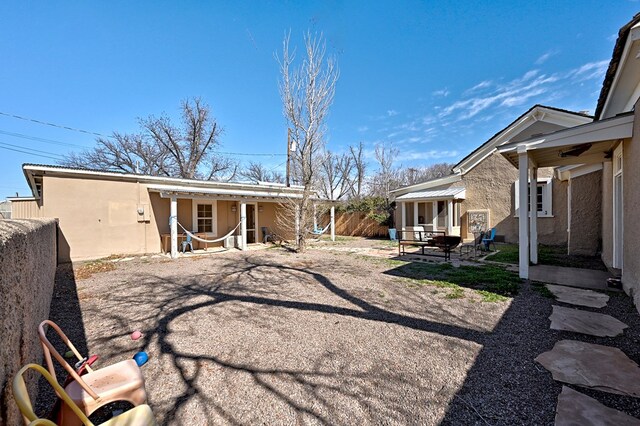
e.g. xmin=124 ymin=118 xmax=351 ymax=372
xmin=395 ymin=187 xmax=466 ymax=201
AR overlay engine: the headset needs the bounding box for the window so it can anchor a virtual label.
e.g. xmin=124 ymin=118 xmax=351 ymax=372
xmin=192 ymin=200 xmax=217 ymax=234
xmin=514 ymin=178 xmax=552 ymax=217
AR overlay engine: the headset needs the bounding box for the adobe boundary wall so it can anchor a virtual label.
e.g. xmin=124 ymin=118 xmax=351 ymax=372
xmin=0 ymin=219 xmax=57 ymax=425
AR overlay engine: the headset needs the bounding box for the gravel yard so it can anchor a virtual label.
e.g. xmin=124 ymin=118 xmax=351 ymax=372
xmin=41 ymin=240 xmax=640 ymax=425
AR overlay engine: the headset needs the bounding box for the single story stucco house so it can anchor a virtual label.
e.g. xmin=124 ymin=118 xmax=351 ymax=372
xmin=9 ymin=164 xmax=330 ymax=262
xmin=499 ymin=13 xmax=640 ymax=305
xmin=391 ymin=105 xmax=595 ymax=251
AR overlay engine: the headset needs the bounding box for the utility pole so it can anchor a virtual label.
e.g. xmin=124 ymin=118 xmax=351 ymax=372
xmin=286 ymin=128 xmax=291 ymax=187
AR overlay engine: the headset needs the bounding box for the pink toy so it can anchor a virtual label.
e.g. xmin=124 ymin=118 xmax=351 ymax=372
xmin=131 ymin=330 xmax=142 ymax=340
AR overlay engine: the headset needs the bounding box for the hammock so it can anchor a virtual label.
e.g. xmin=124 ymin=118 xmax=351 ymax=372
xmin=169 ymin=216 xmax=243 ymax=244
xmin=312 ymin=222 xmax=331 ymax=235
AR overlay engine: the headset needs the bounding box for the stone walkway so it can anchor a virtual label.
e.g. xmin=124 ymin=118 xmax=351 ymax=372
xmin=535 ymin=276 xmax=640 ymax=424
xmin=530 ymin=265 xmax=611 ymax=290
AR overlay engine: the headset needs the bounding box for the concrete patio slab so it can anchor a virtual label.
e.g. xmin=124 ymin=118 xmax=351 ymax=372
xmin=555 ymin=386 xmax=640 ymax=426
xmin=536 ymin=340 xmax=640 ymax=397
xmin=546 ymin=284 xmax=609 ymax=308
xmin=530 ymin=265 xmax=610 ymax=290
xmin=549 ymin=306 xmax=628 ymax=337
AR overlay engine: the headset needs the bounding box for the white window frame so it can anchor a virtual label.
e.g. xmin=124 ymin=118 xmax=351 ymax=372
xmin=514 ymin=178 xmax=553 ymax=218
xmin=192 ymin=199 xmax=218 ymax=235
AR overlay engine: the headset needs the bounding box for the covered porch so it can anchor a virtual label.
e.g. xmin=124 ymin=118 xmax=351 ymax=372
xmin=148 ymin=183 xmax=335 ymax=259
xmin=498 ymin=112 xmax=634 ymax=279
xmin=395 ymin=187 xmax=465 ymax=237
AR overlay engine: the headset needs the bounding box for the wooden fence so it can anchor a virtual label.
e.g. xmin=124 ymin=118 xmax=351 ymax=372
xmin=323 ymin=212 xmax=389 ymax=238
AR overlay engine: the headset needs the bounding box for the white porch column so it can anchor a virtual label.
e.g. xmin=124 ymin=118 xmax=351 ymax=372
xmin=401 ymin=202 xmax=406 ymax=230
xmin=295 ymin=204 xmax=300 ymax=245
xmin=432 ymin=202 xmax=438 ymax=230
xmin=413 ymin=202 xmax=419 ymax=226
xmin=518 ymin=151 xmax=530 ymax=279
xmin=240 ymin=201 xmax=247 ymax=250
xmin=446 ymin=200 xmax=453 ymax=235
xmin=313 ymin=203 xmax=318 ymax=231
xmin=529 ymin=166 xmax=538 ymax=264
xmin=330 ymin=205 xmax=335 ymax=242
xmin=170 ymin=196 xmax=178 ymax=259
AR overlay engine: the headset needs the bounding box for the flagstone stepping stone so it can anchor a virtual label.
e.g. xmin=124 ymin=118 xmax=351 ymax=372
xmin=555 ymin=386 xmax=640 ymax=426
xmin=536 ymin=340 xmax=640 ymax=397
xmin=546 ymin=284 xmax=609 ymax=308
xmin=549 ymin=305 xmax=628 ymax=337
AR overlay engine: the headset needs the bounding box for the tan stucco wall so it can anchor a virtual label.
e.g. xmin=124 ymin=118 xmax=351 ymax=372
xmin=458 ymin=151 xmax=568 ymax=244
xmin=43 ymin=176 xmax=162 ymax=262
xmin=0 ymin=219 xmax=57 ymax=426
xmin=568 ymin=170 xmax=602 ymax=256
xmin=623 ymin=108 xmax=640 ymax=309
xmin=601 ymin=161 xmax=614 ymax=268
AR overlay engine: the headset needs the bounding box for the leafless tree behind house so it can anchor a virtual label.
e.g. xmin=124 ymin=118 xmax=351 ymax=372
xmin=349 ymin=141 xmax=367 ymax=199
xmin=240 ymin=161 xmax=285 ymax=184
xmin=276 ymin=31 xmax=339 ymax=251
xmin=318 ymin=150 xmax=353 ymax=201
xmin=62 ymin=98 xmax=238 ymax=181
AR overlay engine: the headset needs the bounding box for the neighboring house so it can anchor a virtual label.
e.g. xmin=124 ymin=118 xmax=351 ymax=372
xmin=10 ymin=164 xmax=326 ymax=262
xmin=498 ymin=13 xmax=640 ymax=305
xmin=0 ymin=200 xmax=10 ymax=219
xmin=391 ymin=105 xmax=593 ymax=246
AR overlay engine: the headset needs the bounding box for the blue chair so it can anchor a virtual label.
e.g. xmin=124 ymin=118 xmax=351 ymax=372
xmin=482 ymin=228 xmax=497 ymax=251
xmin=181 ymin=234 xmax=194 ymax=253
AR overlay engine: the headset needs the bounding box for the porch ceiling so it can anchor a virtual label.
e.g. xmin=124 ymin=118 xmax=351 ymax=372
xmin=498 ymin=112 xmax=634 ymax=168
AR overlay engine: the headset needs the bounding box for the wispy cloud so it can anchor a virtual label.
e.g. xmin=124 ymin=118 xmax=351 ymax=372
xmin=432 ymin=88 xmax=450 ymax=97
xmin=396 ymin=150 xmax=460 ymax=161
xmin=535 ymin=49 xmax=559 ymax=65
xmin=464 ymin=80 xmax=492 ymax=95
xmin=387 ymin=109 xmax=398 ymax=117
xmin=357 ymin=125 xmax=369 ymax=132
xmin=569 ymin=60 xmax=609 ymax=81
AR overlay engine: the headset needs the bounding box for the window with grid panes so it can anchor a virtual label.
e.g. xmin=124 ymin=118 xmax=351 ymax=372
xmin=197 ymin=204 xmax=213 ymax=232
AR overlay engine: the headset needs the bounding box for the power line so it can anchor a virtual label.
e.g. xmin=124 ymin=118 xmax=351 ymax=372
xmin=0 ymin=140 xmax=64 ymax=161
xmin=0 ymin=111 xmax=109 ymax=138
xmin=0 ymin=111 xmax=286 ymax=157
xmin=0 ymin=129 xmax=87 ymax=148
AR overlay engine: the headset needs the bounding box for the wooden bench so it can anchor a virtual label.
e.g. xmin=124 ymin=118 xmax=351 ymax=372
xmin=398 ymin=230 xmax=461 ymax=261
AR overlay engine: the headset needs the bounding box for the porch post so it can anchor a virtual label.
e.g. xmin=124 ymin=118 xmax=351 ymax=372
xmin=170 ymin=196 xmax=178 ymax=259
xmin=401 ymin=202 xmax=406 ymax=230
xmin=518 ymin=150 xmax=530 ymax=279
xmin=446 ymin=200 xmax=453 ymax=235
xmin=413 ymin=202 xmax=419 ymax=226
xmin=330 ymin=205 xmax=335 ymax=242
xmin=529 ymin=166 xmax=538 ymax=264
xmin=313 ymin=203 xmax=318 ymax=231
xmin=240 ymin=201 xmax=247 ymax=250
xmin=432 ymin=202 xmax=438 ymax=230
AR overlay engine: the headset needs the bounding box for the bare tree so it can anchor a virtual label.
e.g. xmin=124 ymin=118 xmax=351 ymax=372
xmin=276 ymin=31 xmax=339 ymax=251
xmin=318 ymin=150 xmax=353 ymax=200
xmin=62 ymin=98 xmax=238 ymax=180
xmin=63 ymin=132 xmax=169 ymax=175
xmin=240 ymin=161 xmax=285 ymax=183
xmin=372 ymin=143 xmax=399 ymax=201
xmin=348 ymin=141 xmax=367 ymax=199
xmin=396 ymin=163 xmax=454 ymax=186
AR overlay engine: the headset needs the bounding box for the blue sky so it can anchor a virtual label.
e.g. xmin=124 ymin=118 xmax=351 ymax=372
xmin=1 ymin=1 xmax=638 ymax=197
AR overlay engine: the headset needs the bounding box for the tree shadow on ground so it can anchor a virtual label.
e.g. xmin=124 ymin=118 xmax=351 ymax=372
xmin=76 ymin=255 xmax=496 ymax=424
xmin=35 ymin=263 xmax=89 ymax=417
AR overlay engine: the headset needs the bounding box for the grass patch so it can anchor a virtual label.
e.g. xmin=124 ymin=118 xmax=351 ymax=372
xmin=383 ymin=261 xmax=520 ymax=302
xmin=75 ymin=258 xmax=117 ymax=279
xmin=486 ymin=244 xmax=607 ymax=270
xmin=531 ymin=282 xmax=556 ymax=298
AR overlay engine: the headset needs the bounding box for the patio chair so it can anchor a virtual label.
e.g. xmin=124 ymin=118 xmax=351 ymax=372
xmin=181 ymin=234 xmax=194 ymax=253
xmin=12 ymin=363 xmax=156 ymax=426
xmin=38 ymin=320 xmax=147 ymax=426
xmin=261 ymin=227 xmax=274 ymax=243
xmin=482 ymin=228 xmax=497 ymax=251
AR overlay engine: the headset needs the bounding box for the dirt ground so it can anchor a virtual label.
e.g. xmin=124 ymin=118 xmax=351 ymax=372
xmin=41 ymin=238 xmax=640 ymax=425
